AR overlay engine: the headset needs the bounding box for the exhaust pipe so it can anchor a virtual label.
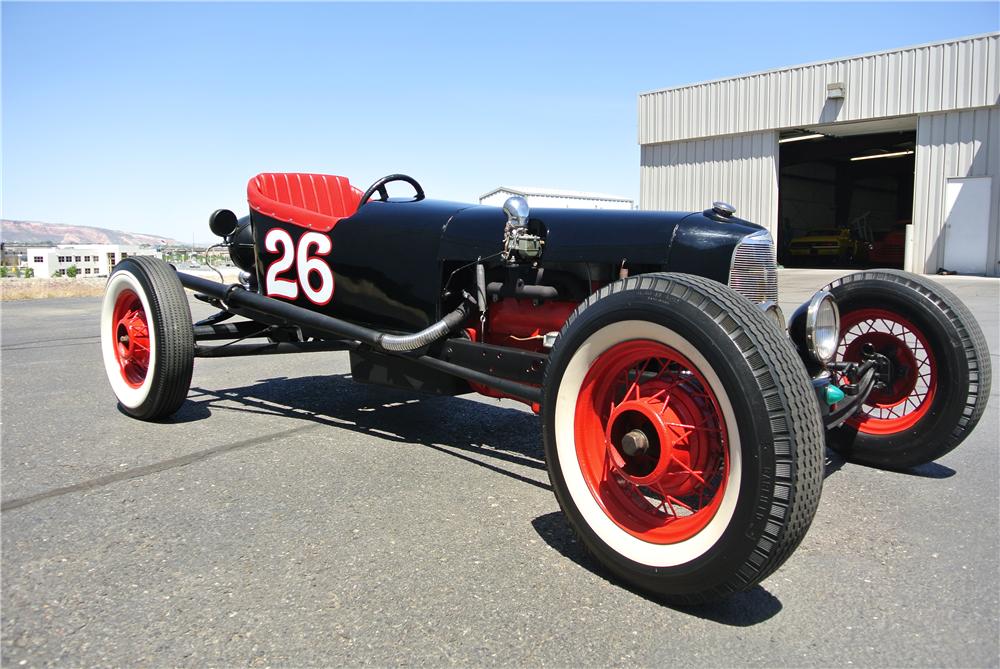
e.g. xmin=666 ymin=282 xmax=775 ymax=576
xmin=176 ymin=271 xmax=541 ymax=403
xmin=378 ymin=302 xmax=471 ymax=352
xmin=178 ymin=271 xmax=470 ymax=353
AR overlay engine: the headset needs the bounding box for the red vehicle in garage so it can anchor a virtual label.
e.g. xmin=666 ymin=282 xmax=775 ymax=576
xmin=868 ymin=221 xmax=910 ymax=266
xmin=100 ymin=172 xmax=991 ymax=604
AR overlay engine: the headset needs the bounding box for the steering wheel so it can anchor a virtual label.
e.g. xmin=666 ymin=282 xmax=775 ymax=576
xmin=359 ymin=174 xmax=425 ymax=207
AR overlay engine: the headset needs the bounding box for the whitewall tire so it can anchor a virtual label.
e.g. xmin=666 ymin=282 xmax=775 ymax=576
xmin=542 ymin=273 xmax=825 ymax=603
xmin=100 ymin=257 xmax=193 ymax=420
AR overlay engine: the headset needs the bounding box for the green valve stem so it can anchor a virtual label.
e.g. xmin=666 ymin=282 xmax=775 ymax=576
xmin=825 ymin=384 xmax=846 ymax=405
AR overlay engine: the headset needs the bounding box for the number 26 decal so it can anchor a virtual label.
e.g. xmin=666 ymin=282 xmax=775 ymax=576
xmin=264 ymin=229 xmax=335 ymax=305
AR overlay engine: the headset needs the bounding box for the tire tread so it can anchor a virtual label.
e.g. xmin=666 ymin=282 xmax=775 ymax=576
xmin=110 ymin=257 xmax=194 ymax=419
xmin=547 ymin=272 xmax=825 ymax=603
xmin=823 ymin=269 xmax=991 ymax=464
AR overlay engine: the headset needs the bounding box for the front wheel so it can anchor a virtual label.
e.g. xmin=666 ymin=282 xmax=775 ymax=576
xmin=100 ymin=256 xmax=194 ymax=420
xmin=542 ymin=273 xmax=825 ymax=603
xmin=824 ymin=269 xmax=992 ymax=469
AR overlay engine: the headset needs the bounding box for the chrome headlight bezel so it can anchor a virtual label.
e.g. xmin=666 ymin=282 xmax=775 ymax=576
xmin=758 ymin=300 xmax=787 ymax=333
xmin=805 ymin=290 xmax=840 ymax=365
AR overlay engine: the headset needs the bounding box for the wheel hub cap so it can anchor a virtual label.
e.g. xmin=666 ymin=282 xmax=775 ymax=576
xmin=620 ymin=429 xmax=649 ymax=457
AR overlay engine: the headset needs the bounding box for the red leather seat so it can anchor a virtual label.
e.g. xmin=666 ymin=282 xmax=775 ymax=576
xmin=248 ymin=173 xmax=363 ymax=232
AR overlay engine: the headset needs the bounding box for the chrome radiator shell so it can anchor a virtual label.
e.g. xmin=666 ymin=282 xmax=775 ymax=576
xmin=728 ymin=230 xmax=779 ymax=304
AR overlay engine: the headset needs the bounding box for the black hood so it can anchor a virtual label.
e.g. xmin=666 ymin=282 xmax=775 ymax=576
xmin=441 ymin=204 xmax=765 ymax=278
xmin=668 ymin=211 xmax=766 ymax=285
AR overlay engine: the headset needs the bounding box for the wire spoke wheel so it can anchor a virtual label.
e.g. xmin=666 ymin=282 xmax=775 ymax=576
xmin=543 ymin=273 xmax=824 ymax=603
xmin=574 ymin=340 xmax=728 ymax=543
xmin=112 ymin=289 xmax=152 ymax=388
xmin=837 ymin=308 xmax=937 ymax=435
xmin=823 ymin=270 xmax=991 ymax=469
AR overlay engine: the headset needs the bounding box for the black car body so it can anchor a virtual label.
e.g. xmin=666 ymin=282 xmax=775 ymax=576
xmin=99 ymin=171 xmax=991 ymax=603
xmin=249 ymin=198 xmax=766 ymax=327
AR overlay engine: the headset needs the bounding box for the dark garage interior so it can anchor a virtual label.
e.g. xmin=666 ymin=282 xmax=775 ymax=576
xmin=777 ymin=129 xmax=916 ymax=269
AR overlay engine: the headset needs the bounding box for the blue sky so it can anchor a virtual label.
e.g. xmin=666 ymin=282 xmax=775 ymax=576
xmin=2 ymin=2 xmax=997 ymax=242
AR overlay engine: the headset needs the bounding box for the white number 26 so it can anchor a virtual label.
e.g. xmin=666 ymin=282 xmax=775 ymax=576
xmin=263 ymin=229 xmax=334 ymax=305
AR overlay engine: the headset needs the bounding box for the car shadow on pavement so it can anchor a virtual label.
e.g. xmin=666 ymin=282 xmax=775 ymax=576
xmin=188 ymin=373 xmax=783 ymax=620
xmin=530 ymin=511 xmax=783 ymax=626
xmin=905 ymin=461 xmax=956 ymax=478
xmin=188 ymin=373 xmax=552 ymax=491
xmin=1 ymin=374 xmax=551 ymax=513
xmin=114 ymin=399 xmax=213 ymax=423
xmin=823 ymin=449 xmax=956 ymax=479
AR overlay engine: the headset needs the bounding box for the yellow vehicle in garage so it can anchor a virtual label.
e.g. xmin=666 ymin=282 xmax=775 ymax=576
xmin=789 ymin=228 xmax=862 ymax=264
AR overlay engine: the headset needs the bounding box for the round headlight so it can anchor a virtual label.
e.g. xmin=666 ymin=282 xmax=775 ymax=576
xmin=806 ymin=291 xmax=840 ymax=365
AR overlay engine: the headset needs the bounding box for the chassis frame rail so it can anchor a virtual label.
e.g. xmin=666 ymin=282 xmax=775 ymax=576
xmin=176 ymin=271 xmax=543 ymax=404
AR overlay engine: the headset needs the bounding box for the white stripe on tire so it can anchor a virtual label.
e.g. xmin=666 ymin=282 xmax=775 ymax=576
xmin=100 ymin=270 xmax=158 ymax=409
xmin=554 ymin=320 xmax=742 ymax=567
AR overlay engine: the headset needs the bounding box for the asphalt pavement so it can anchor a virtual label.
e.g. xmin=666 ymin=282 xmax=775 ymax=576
xmin=2 ymin=270 xmax=998 ymax=667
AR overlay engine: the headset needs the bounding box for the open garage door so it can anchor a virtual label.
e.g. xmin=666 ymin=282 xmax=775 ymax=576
xmin=777 ymin=119 xmax=916 ymax=269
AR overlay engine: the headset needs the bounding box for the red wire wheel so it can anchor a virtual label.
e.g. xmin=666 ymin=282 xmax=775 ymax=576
xmin=823 ymin=270 xmax=991 ymax=470
xmin=574 ymin=339 xmax=729 ymax=544
xmin=837 ymin=308 xmax=936 ymax=435
xmin=544 ymin=274 xmax=826 ymax=602
xmin=111 ymin=288 xmax=151 ymax=388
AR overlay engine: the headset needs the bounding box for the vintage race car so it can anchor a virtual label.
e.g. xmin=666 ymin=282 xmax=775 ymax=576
xmin=100 ymin=172 xmax=992 ymax=604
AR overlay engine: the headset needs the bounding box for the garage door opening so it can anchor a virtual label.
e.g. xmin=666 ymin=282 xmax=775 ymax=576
xmin=777 ymin=126 xmax=916 ymax=269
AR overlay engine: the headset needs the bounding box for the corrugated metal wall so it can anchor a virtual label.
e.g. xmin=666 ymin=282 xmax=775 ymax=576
xmin=640 ymin=131 xmax=780 ymax=239
xmin=639 ymin=33 xmax=999 ymax=145
xmin=912 ymin=107 xmax=1000 ymax=276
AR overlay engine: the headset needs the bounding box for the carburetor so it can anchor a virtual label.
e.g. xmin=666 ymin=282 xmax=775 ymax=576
xmin=501 ymin=196 xmax=543 ymax=264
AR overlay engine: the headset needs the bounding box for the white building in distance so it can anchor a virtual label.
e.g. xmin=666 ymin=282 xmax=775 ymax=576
xmin=480 ymin=186 xmax=633 ymax=210
xmin=27 ymin=244 xmax=160 ymax=278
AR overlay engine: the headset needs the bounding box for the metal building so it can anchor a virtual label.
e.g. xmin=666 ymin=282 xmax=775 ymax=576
xmin=480 ymin=186 xmax=633 ymax=210
xmin=639 ymin=33 xmax=999 ymax=276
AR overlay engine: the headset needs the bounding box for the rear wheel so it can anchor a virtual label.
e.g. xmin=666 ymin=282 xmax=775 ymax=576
xmin=543 ymin=273 xmax=824 ymax=603
xmin=825 ymin=270 xmax=991 ymax=469
xmin=100 ymin=257 xmax=194 ymax=420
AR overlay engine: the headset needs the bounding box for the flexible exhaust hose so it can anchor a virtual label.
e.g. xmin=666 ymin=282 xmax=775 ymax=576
xmin=378 ymin=302 xmax=471 ymax=352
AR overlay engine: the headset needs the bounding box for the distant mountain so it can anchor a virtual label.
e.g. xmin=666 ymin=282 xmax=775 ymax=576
xmin=0 ymin=220 xmax=181 ymax=247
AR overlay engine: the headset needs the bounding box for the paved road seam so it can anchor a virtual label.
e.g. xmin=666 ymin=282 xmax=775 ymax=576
xmin=0 ymin=423 xmax=320 ymax=512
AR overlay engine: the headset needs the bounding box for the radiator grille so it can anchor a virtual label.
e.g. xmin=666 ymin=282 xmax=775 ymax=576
xmin=729 ymin=231 xmax=778 ymax=304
